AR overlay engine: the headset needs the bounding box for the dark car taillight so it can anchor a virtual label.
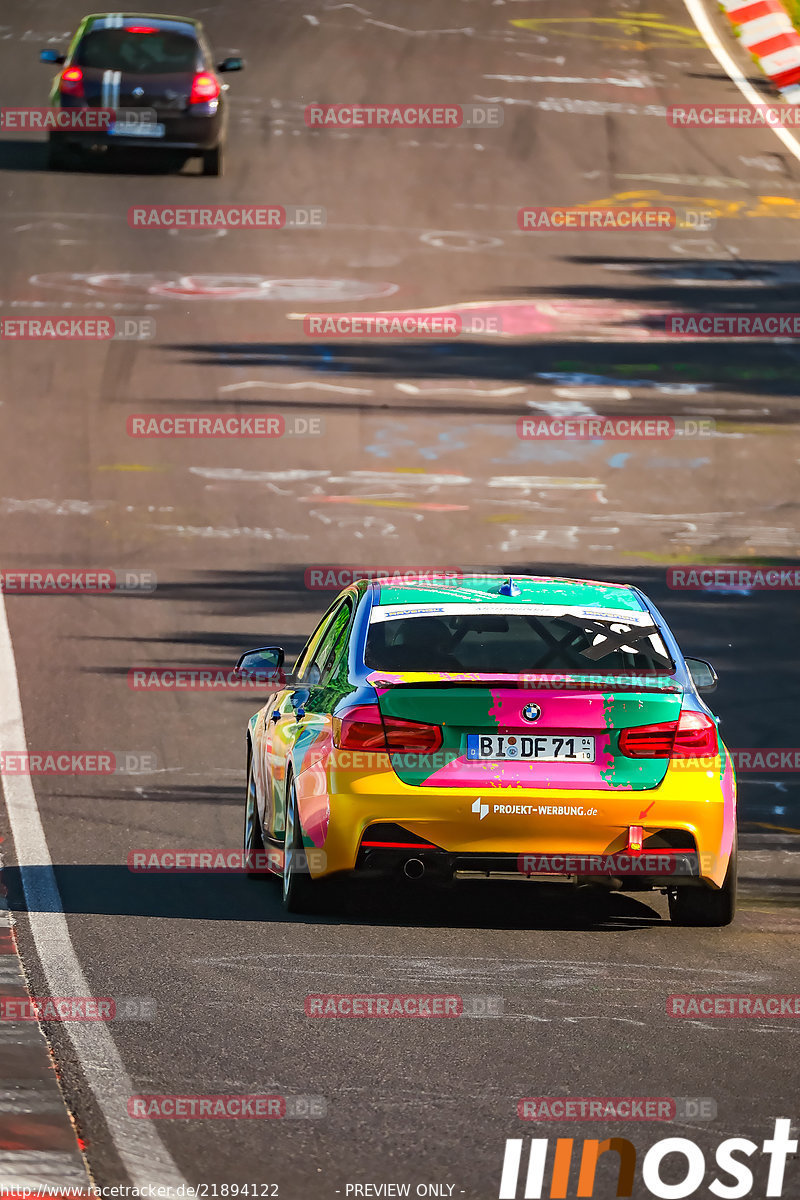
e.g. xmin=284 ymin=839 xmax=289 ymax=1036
xmin=189 ymin=71 xmax=221 ymax=105
xmin=619 ymin=710 xmax=718 ymax=759
xmin=333 ymin=703 xmax=443 ymax=754
xmin=59 ymin=66 xmax=84 ymax=98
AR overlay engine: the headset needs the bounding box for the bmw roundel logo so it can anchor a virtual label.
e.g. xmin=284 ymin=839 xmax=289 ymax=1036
xmin=522 ymin=703 xmax=541 ymax=723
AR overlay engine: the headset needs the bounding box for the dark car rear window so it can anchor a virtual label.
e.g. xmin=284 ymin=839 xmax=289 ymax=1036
xmin=365 ymin=612 xmax=675 ymax=675
xmin=76 ymin=30 xmax=200 ymax=74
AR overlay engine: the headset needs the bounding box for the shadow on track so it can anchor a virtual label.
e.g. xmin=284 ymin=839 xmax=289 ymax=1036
xmin=0 ymin=137 xmax=195 ymax=174
xmin=2 ymin=863 xmax=664 ymax=931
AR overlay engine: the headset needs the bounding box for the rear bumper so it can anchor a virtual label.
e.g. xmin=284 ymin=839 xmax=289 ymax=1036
xmin=51 ymin=116 xmax=223 ymax=152
xmin=294 ymin=756 xmax=737 ymax=888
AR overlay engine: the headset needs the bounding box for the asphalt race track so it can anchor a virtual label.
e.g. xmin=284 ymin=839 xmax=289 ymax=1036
xmin=1 ymin=0 xmax=800 ymax=1196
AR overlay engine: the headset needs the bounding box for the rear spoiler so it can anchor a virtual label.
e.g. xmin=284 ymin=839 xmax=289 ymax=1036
xmin=366 ymin=671 xmax=683 ymax=693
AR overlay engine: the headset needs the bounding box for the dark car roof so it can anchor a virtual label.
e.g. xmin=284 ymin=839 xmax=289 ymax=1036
xmin=82 ymin=13 xmax=200 ymax=35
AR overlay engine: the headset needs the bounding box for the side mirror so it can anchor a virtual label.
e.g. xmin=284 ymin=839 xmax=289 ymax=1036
xmin=217 ymin=56 xmax=244 ymax=72
xmin=685 ymin=657 xmax=718 ymax=693
xmin=40 ymin=49 xmax=66 ymax=64
xmin=233 ymin=646 xmax=285 ymax=689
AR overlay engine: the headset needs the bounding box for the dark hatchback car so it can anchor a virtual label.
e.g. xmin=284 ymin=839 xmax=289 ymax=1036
xmin=40 ymin=12 xmax=244 ymax=174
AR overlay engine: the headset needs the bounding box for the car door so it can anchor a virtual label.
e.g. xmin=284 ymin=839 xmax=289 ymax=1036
xmin=289 ymin=598 xmax=356 ymax=847
xmin=257 ymin=600 xmax=350 ymax=839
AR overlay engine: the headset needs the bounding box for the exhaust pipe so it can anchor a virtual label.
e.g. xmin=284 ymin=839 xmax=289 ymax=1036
xmin=403 ymin=858 xmax=425 ymax=880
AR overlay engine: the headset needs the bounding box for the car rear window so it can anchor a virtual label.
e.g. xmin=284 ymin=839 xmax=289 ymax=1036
xmin=365 ymin=606 xmax=674 ymax=675
xmin=76 ymin=30 xmax=200 ymax=74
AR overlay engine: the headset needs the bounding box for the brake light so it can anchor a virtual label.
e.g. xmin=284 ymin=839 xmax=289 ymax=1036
xmin=333 ymin=705 xmax=387 ymax=752
xmin=618 ymin=721 xmax=676 ymax=758
xmin=125 ymin=25 xmax=158 ymax=33
xmin=189 ymin=71 xmax=221 ymax=105
xmin=333 ymin=704 xmax=443 ymax=754
xmin=619 ymin=710 xmax=717 ymax=759
xmin=672 ymin=710 xmax=718 ymax=758
xmin=59 ymin=66 xmax=84 ymax=98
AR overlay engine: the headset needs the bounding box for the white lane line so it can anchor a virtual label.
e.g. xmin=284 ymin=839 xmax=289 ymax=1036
xmin=0 ymin=1151 xmax=90 ymax=1188
xmin=0 ymin=597 xmax=188 ymax=1190
xmin=684 ymin=0 xmax=800 ymax=163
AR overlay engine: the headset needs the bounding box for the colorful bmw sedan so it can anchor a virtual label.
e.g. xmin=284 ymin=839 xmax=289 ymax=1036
xmin=237 ymin=575 xmax=737 ymax=924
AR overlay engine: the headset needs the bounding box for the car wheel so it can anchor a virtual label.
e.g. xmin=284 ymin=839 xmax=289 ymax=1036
xmin=668 ymin=834 xmax=737 ymax=927
xmin=47 ymin=136 xmax=74 ymax=171
xmin=282 ymin=776 xmax=325 ymax=914
xmin=243 ymin=747 xmax=268 ymax=879
xmin=202 ymin=144 xmax=222 ymax=176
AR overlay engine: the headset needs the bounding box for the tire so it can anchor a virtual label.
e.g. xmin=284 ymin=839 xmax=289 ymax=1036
xmin=202 ymin=144 xmax=222 ymax=176
xmin=243 ymin=748 xmax=268 ymax=879
xmin=47 ymin=136 xmax=73 ymax=171
xmin=668 ymin=834 xmax=737 ymax=927
xmin=282 ymin=776 xmax=327 ymax=914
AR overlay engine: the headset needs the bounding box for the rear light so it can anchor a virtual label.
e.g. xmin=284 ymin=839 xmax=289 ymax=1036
xmin=125 ymin=25 xmax=158 ymax=32
xmin=618 ymin=721 xmax=676 ymax=758
xmin=189 ymin=71 xmax=221 ymax=105
xmin=333 ymin=703 xmax=443 ymax=754
xmin=333 ymin=705 xmax=387 ymax=752
xmin=619 ymin=710 xmax=718 ymax=760
xmin=59 ymin=66 xmax=84 ymax=98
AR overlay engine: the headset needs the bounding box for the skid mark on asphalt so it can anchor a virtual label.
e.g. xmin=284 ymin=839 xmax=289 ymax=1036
xmin=483 ymin=72 xmax=656 ymax=89
xmin=305 ymin=496 xmax=469 ymax=512
xmin=395 ymin=384 xmax=526 ymax=397
xmin=29 ymin=273 xmax=400 ymax=303
xmin=0 ymin=498 xmax=109 ymax=516
xmin=475 ymin=94 xmax=666 ymax=117
xmin=196 ymin=951 xmax=768 ymax=987
xmin=509 ymin=16 xmax=705 ymax=50
xmin=290 ymin=298 xmax=663 ymax=339
xmin=152 ymin=524 xmax=309 ymax=541
xmin=220 ymin=380 xmax=374 ymax=396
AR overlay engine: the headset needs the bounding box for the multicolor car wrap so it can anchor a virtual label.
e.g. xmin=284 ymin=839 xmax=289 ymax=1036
xmin=244 ymin=575 xmax=736 ymax=893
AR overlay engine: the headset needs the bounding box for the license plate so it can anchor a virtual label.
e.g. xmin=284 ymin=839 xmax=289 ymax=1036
xmin=466 ymin=734 xmax=595 ymax=762
xmin=108 ymin=122 xmax=165 ymax=138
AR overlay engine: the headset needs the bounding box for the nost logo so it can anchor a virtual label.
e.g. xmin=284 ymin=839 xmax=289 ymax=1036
xmin=472 ymin=797 xmax=489 ymax=821
xmin=499 ymin=1119 xmax=797 ymax=1197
